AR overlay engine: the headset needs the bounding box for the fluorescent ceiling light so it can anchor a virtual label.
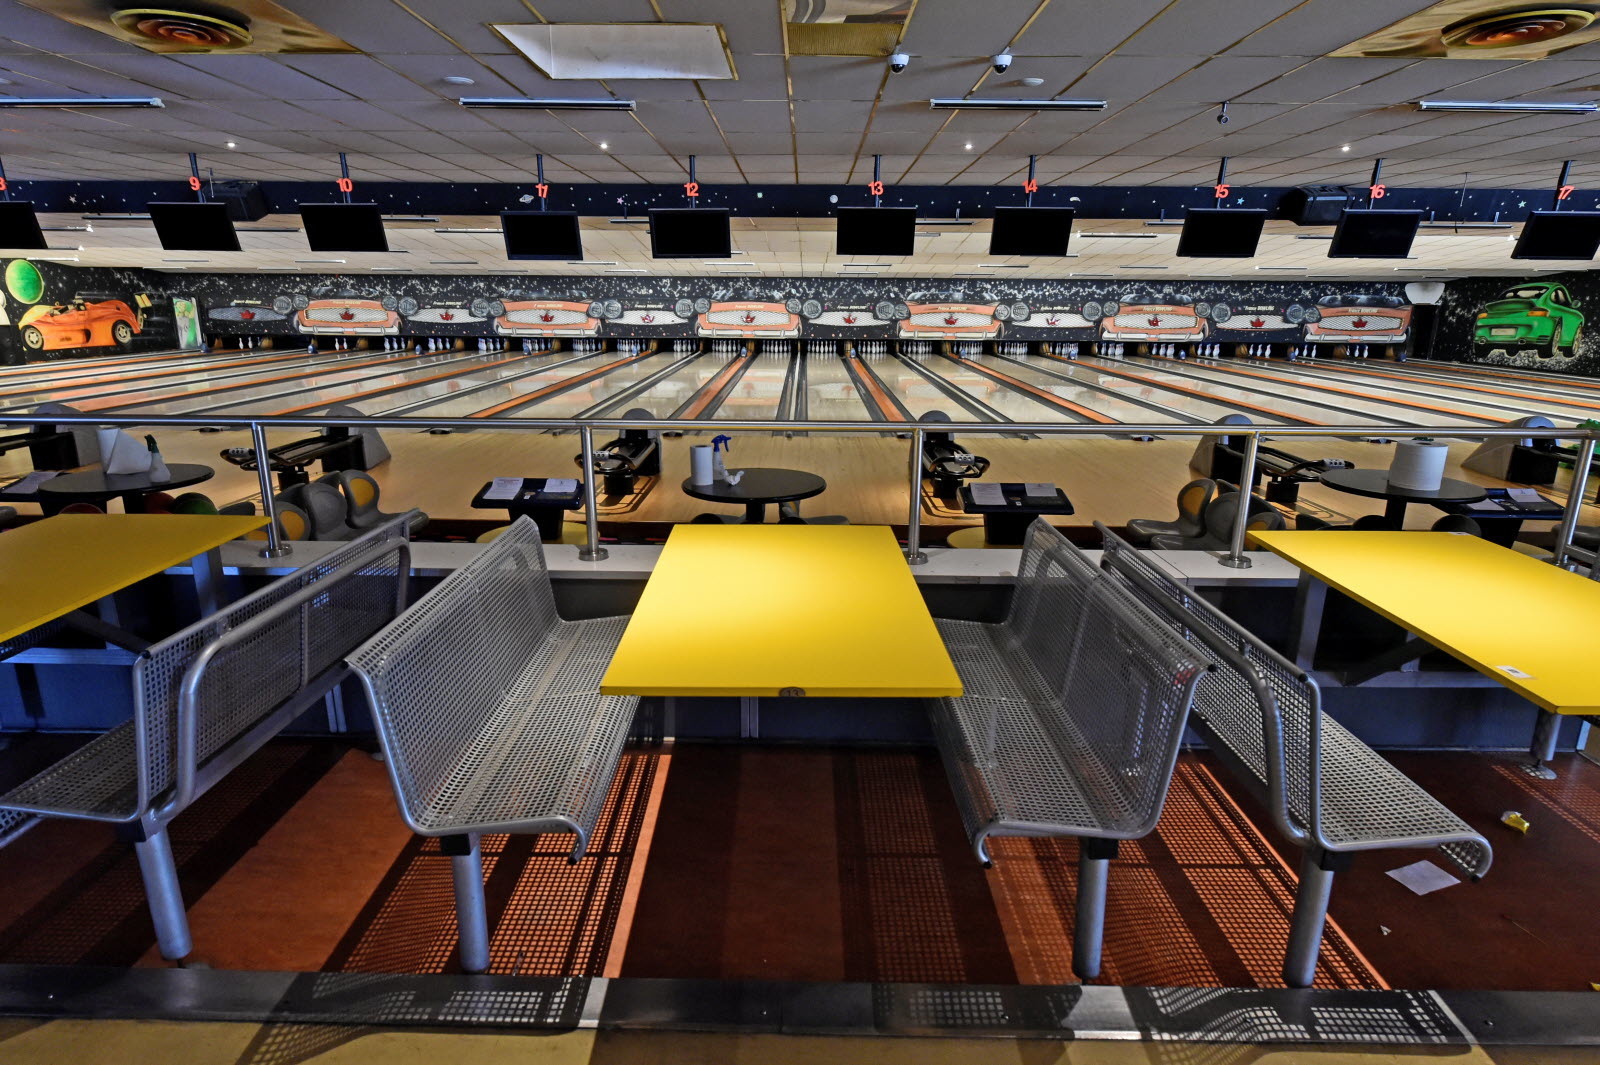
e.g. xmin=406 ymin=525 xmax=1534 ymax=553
xmin=843 ymin=263 xmax=891 ymax=268
xmin=1081 ymin=232 xmax=1158 ymax=239
xmin=162 ymin=258 xmax=209 ymax=263
xmin=83 ymin=213 xmax=152 ymax=221
xmin=435 ymin=227 xmax=501 ymax=234
xmin=37 ymin=255 xmax=79 ymax=261
xmin=981 ymin=264 xmax=1031 ymax=269
xmin=1256 ymin=266 xmax=1307 ymax=271
xmin=916 ymin=219 xmax=973 ymax=226
xmin=572 ymin=260 xmax=616 ymax=265
xmin=296 ymin=259 xmax=347 ymax=264
xmin=458 ymin=96 xmax=635 ymax=110
xmin=1417 ymin=99 xmax=1596 ymax=114
xmin=0 ymin=96 xmax=163 ymax=108
xmin=430 ymin=260 xmax=476 ymax=265
xmin=42 ymin=225 xmax=92 ymax=233
xmin=608 ymin=218 xmax=649 ymax=224
xmin=237 ymin=227 xmax=299 ymax=233
xmin=1419 ymin=221 xmax=1513 ymax=230
xmin=929 ymin=98 xmax=1104 ymax=111
xmin=1118 ymin=264 xmax=1166 ymax=269
xmin=1143 ymin=220 xmax=1186 ymax=227
xmin=387 ymin=216 xmax=441 ymax=223
xmin=605 ymin=267 xmax=648 ymax=273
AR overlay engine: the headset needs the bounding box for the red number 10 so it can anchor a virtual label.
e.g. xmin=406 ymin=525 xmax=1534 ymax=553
xmin=336 ymin=177 xmax=354 ymax=193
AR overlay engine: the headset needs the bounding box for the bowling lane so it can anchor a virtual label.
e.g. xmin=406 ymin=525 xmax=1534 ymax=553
xmin=0 ymin=345 xmax=249 ymax=385
xmin=704 ymin=350 xmax=794 ymax=421
xmin=1109 ymin=355 xmax=1490 ymax=427
xmin=898 ymin=351 xmax=1190 ymax=424
xmin=1248 ymin=357 xmax=1600 ymax=424
xmin=1401 ymin=358 xmax=1600 ymax=393
xmin=93 ymin=349 xmax=532 ymax=418
xmin=0 ymin=346 xmax=428 ymax=411
xmin=468 ymin=347 xmax=713 ymax=420
xmin=801 ymin=352 xmax=874 ymax=422
xmin=574 ymin=349 xmax=750 ymax=421
xmin=988 ymin=351 xmax=1286 ymax=424
xmin=1303 ymin=358 xmax=1600 ymax=411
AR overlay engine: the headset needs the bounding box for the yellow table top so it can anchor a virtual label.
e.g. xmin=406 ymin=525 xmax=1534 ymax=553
xmin=1251 ymin=530 xmax=1600 ymax=715
xmin=0 ymin=514 xmax=266 ymax=645
xmin=600 ymin=524 xmax=963 ymax=698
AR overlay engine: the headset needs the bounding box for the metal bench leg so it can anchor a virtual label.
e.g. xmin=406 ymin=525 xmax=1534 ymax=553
xmin=1525 ymin=710 xmax=1561 ymax=779
xmin=1073 ymin=838 xmax=1118 ymax=980
xmin=133 ymin=829 xmax=192 ymax=962
xmin=1284 ymin=847 xmax=1351 ymax=988
xmin=443 ymin=833 xmax=490 ymax=973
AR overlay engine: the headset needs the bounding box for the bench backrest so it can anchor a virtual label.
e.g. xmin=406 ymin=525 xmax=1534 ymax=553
xmin=1006 ymin=521 xmax=1210 ymax=833
xmin=132 ymin=514 xmax=415 ymax=821
xmin=1095 ymin=522 xmax=1321 ymax=850
xmin=346 ymin=518 xmax=559 ymax=832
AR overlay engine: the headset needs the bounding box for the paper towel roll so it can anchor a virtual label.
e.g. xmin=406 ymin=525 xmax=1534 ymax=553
xmin=1388 ymin=441 xmax=1448 ymax=491
xmin=690 ymin=444 xmax=715 ymax=485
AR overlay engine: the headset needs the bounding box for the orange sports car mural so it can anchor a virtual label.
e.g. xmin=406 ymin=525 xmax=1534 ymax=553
xmin=17 ymin=298 xmax=143 ymax=352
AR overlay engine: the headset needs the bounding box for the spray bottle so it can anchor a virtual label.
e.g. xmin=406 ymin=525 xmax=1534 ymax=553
xmin=711 ymin=434 xmax=732 ymax=481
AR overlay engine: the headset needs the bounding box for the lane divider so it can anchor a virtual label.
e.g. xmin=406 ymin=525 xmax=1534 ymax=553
xmin=1037 ymin=351 xmax=1324 ymax=425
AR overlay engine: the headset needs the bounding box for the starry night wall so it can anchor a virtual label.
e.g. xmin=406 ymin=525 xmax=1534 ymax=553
xmin=179 ymin=272 xmax=1414 ymax=348
xmin=1440 ymin=272 xmax=1600 ymax=379
xmin=0 ymin=259 xmax=179 ymax=366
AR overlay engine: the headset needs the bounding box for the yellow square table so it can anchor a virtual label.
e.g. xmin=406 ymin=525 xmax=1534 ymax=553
xmin=1252 ymin=529 xmax=1600 ymax=776
xmin=601 ymin=524 xmax=962 ymax=736
xmin=0 ymin=513 xmax=266 ymax=653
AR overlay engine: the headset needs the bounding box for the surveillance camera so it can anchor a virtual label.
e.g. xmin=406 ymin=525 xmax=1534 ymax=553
xmin=1216 ymin=111 xmax=1229 ymax=125
xmin=888 ymin=51 xmax=910 ymax=74
xmin=991 ymin=52 xmax=1012 ymax=74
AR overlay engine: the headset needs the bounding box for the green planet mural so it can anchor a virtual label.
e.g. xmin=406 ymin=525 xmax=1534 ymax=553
xmin=5 ymin=259 xmax=43 ymax=305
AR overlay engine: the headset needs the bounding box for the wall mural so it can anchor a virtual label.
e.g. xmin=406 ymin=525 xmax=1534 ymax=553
xmin=0 ymin=259 xmax=178 ymax=366
xmin=1440 ymin=272 xmax=1599 ymax=377
xmin=181 ymin=274 xmax=1414 ymax=349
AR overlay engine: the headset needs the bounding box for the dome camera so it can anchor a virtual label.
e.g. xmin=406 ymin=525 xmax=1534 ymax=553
xmin=888 ymin=51 xmax=910 ymax=73
xmin=991 ymin=51 xmax=1012 ymax=74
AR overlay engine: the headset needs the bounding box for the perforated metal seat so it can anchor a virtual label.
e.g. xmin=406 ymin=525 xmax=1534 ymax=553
xmin=0 ymin=517 xmax=415 ymax=961
xmin=347 ymin=517 xmax=639 ymax=973
xmin=931 ymin=520 xmax=1209 ymax=979
xmin=1095 ymin=522 xmax=1492 ymax=987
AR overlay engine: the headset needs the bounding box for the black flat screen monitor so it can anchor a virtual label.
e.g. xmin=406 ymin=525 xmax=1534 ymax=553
xmin=989 ymin=207 xmax=1075 ymax=257
xmin=0 ymin=201 xmax=47 ymax=250
xmin=836 ymin=207 xmax=916 ymax=256
xmin=1329 ymin=209 xmax=1422 ymax=258
xmin=501 ymin=211 xmax=583 ymax=260
xmin=300 ymin=202 xmax=389 ymax=252
xmin=1512 ymin=210 xmax=1600 ymax=260
xmin=649 ymin=208 xmax=731 ymax=259
xmin=147 ymin=201 xmax=242 ymax=252
xmin=1176 ymin=207 xmax=1267 ymax=258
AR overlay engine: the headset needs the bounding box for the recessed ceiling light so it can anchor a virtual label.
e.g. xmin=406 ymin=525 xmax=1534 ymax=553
xmin=1341 ymin=144 xmax=1350 ymax=152
xmin=599 ymin=141 xmax=609 ymax=150
xmin=443 ymin=76 xmax=476 ymax=86
xmin=964 ymin=142 xmax=973 ymax=150
xmin=225 ymin=140 xmax=237 ymax=149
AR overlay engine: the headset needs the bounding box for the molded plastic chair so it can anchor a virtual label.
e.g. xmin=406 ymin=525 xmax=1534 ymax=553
xmin=1148 ymin=491 xmax=1284 ymax=550
xmin=281 ymin=482 xmax=359 ymax=541
xmin=1125 ymin=478 xmax=1216 ymax=546
xmin=318 ymin=470 xmax=428 ymax=534
xmin=243 ymin=500 xmax=313 ymax=542
xmin=1430 ymin=514 xmax=1483 ymax=536
xmin=0 ymin=506 xmax=16 ymax=528
xmin=58 ymin=503 xmax=104 ymax=515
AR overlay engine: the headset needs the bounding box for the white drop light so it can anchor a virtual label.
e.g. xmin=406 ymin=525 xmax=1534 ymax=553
xmin=599 ymin=141 xmax=609 ymax=150
xmin=226 ymin=141 xmax=237 ymax=149
xmin=1341 ymin=144 xmax=1350 ymax=152
xmin=964 ymin=142 xmax=974 ymax=150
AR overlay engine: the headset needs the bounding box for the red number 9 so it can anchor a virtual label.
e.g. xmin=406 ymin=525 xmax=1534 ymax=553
xmin=188 ymin=176 xmax=202 ymax=191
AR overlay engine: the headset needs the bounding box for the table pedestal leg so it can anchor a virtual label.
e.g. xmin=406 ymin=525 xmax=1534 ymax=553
xmin=189 ymin=548 xmax=225 ymax=617
xmin=740 ymin=696 xmax=760 ymax=738
xmin=121 ymin=492 xmax=148 ymax=514
xmin=1524 ymin=710 xmax=1562 ymax=779
xmin=1384 ymin=499 xmax=1407 ymax=527
xmin=743 ymin=502 xmax=766 ymax=524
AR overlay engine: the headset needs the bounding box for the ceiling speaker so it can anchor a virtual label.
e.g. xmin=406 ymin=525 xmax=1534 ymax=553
xmin=111 ymin=7 xmax=252 ymax=48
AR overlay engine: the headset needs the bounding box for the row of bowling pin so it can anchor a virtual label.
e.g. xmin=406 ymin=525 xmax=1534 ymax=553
xmin=995 ymin=342 xmax=1029 ymax=355
xmin=901 ymin=340 xmax=933 ymax=354
xmin=708 ymin=339 xmax=744 ymax=353
xmin=805 ymin=341 xmax=838 ymax=356
xmin=570 ymin=338 xmax=605 ymax=352
xmin=1146 ymin=343 xmax=1192 ymax=359
xmin=1345 ymin=344 xmax=1378 ymax=358
xmin=230 ymin=336 xmax=263 ymax=349
xmin=760 ymin=340 xmax=792 ymax=354
xmin=1098 ymin=342 xmax=1129 ymax=356
xmin=1052 ymin=342 xmax=1081 ymax=360
xmin=672 ymin=339 xmax=698 ymax=352
xmin=855 ymin=340 xmax=891 ymax=355
xmin=615 ymin=339 xmax=647 ymax=353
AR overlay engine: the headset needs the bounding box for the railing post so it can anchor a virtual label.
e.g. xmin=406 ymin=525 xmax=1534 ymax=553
xmin=578 ymin=425 xmax=608 ymax=562
xmin=1553 ymin=433 xmax=1596 ymax=570
xmin=906 ymin=428 xmax=927 ymax=564
xmin=250 ymin=422 xmax=290 ymax=559
xmin=1218 ymin=431 xmax=1259 ymax=569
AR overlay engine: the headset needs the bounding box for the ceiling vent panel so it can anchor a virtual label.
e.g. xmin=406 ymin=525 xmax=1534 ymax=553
xmin=1334 ymin=2 xmax=1600 ymax=59
xmin=21 ymin=0 xmax=356 ymax=53
xmin=492 ymin=23 xmax=735 ymax=80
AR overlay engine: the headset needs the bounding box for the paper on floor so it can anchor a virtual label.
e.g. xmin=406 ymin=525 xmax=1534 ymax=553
xmin=1386 ymin=859 xmax=1461 ymax=896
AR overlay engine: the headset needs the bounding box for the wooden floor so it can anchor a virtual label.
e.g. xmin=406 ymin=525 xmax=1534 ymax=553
xmin=5 ymin=424 xmax=1593 ymax=536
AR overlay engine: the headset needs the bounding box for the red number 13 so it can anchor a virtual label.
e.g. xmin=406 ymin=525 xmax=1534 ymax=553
xmin=868 ymin=180 xmax=884 ymax=196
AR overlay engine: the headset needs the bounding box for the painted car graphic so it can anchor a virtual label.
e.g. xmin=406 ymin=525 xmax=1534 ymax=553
xmin=692 ymin=299 xmax=804 ymax=339
xmin=1100 ymin=301 xmax=1208 ymax=343
xmin=808 ymin=300 xmax=906 ymax=328
xmin=1016 ymin=300 xmax=1106 ymax=331
xmin=1303 ymin=294 xmax=1410 ymax=345
xmin=1209 ymin=301 xmax=1318 ymax=338
xmin=206 ymin=299 xmax=288 ymax=324
xmin=398 ymin=297 xmax=486 ymax=326
xmin=18 ymin=297 xmax=142 ymax=352
xmin=1472 ymin=282 xmax=1583 ymax=359
xmin=293 ymin=295 xmax=401 ymax=336
xmin=491 ymin=299 xmax=608 ymax=337
xmin=898 ymin=302 xmax=1003 ymax=340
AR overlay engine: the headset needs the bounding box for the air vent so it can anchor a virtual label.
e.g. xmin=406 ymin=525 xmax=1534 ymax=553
xmin=111 ymin=7 xmax=252 ymax=49
xmin=1335 ymin=1 xmax=1600 ymax=59
xmin=20 ymin=0 xmax=355 ymax=53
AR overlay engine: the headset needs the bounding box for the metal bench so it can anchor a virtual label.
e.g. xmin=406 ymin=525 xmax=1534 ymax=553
xmin=346 ymin=517 xmax=639 ymax=974
xmin=929 ymin=519 xmax=1211 ymax=980
xmin=0 ymin=515 xmax=415 ymax=962
xmin=1095 ymin=522 xmax=1493 ymax=988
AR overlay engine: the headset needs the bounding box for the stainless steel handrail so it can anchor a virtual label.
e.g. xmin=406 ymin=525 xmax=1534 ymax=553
xmin=4 ymin=411 xmax=1594 ymax=569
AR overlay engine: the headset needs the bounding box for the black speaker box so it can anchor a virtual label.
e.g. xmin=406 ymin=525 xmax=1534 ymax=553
xmin=1282 ymin=185 xmax=1351 ymax=226
xmin=210 ymin=179 xmax=269 ymax=222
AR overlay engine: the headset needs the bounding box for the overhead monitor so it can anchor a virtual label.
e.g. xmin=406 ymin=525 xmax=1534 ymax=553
xmin=1328 ymin=209 xmax=1423 ymax=258
xmin=1512 ymin=210 xmax=1600 ymax=260
xmin=649 ymin=208 xmax=731 ymax=259
xmin=147 ymin=201 xmax=242 ymax=252
xmin=0 ymin=201 xmax=48 ymax=250
xmin=300 ymin=202 xmax=389 ymax=252
xmin=835 ymin=207 xmax=916 ymax=256
xmin=1176 ymin=207 xmax=1267 ymax=258
xmin=501 ymin=210 xmax=583 ymax=260
xmin=988 ymin=207 xmax=1075 ymax=257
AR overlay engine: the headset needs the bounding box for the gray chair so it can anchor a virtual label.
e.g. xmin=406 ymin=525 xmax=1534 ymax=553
xmin=1148 ymin=491 xmax=1285 ymax=550
xmin=1430 ymin=514 xmax=1483 ymax=536
xmin=282 ymin=481 xmax=360 ymax=541
xmin=318 ymin=469 xmax=429 ymax=534
xmin=1125 ymin=477 xmax=1216 ymax=546
xmin=0 ymin=505 xmax=17 ymax=529
xmin=346 ymin=518 xmax=639 ymax=973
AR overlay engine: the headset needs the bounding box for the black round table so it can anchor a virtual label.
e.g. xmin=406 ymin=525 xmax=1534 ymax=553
xmin=1318 ymin=467 xmax=1486 ymax=526
xmin=38 ymin=463 xmax=215 ymax=514
xmin=681 ymin=467 xmax=826 ymax=523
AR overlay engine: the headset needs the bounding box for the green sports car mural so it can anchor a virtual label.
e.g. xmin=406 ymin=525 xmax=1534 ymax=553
xmin=1473 ymin=281 xmax=1584 ymax=359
